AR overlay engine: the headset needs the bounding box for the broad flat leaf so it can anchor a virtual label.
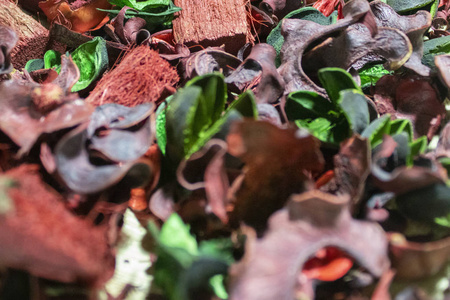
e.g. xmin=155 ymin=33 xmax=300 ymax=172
xmin=266 ymin=7 xmax=337 ymax=66
xmin=386 ymin=0 xmax=435 ymax=13
xmin=159 ymin=213 xmax=198 ymax=256
xmin=71 ymin=36 xmax=108 ymax=92
xmin=338 ymin=89 xmax=370 ymax=134
xmin=318 ymin=68 xmax=361 ymax=104
xmin=228 ymin=90 xmax=258 ymax=118
xmin=362 ymin=114 xmax=391 ymax=147
xmin=423 ymin=35 xmax=450 ymax=70
xmin=286 ymin=90 xmax=338 ymax=121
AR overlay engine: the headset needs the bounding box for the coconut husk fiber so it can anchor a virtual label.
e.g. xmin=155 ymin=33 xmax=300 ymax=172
xmin=172 ymin=0 xmax=253 ymax=54
xmin=85 ymin=46 xmax=179 ymax=107
xmin=0 ymin=0 xmax=49 ymax=69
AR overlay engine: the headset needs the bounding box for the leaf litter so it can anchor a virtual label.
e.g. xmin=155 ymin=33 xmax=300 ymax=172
xmin=0 ymin=0 xmax=450 ymax=299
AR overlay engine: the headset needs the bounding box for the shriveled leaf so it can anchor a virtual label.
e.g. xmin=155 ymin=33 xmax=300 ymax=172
xmin=266 ymin=7 xmax=337 ymax=66
xmin=227 ymin=121 xmax=324 ymax=232
xmin=229 ymin=190 xmax=389 ymax=299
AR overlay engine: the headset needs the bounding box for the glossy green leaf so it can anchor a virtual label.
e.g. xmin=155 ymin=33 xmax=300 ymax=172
xmin=359 ymin=64 xmax=392 ymax=89
xmin=267 ymin=7 xmax=337 ymax=66
xmin=71 ymin=37 xmax=108 ymax=92
xmin=338 ymin=89 xmax=370 ymax=134
xmin=386 ymin=0 xmax=435 ymax=13
xmin=108 ymin=0 xmax=170 ymax=12
xmin=362 ymin=114 xmax=391 ymax=147
xmin=286 ymin=90 xmax=338 ymax=121
xmin=155 ymin=99 xmax=169 ymax=156
xmin=318 ymin=68 xmax=361 ymax=104
xmin=44 ymin=50 xmax=61 ymax=70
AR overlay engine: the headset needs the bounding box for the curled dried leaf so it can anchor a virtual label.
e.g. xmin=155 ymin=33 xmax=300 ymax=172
xmin=227 ymin=120 xmax=324 ymax=232
xmin=229 ymin=190 xmax=390 ymax=300
xmin=39 ymin=0 xmax=112 ymax=33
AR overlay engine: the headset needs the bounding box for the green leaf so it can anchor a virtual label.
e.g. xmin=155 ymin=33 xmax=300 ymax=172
xmin=389 ymin=119 xmax=413 ymax=142
xmin=386 ymin=0 xmax=435 ymax=13
xmin=338 ymin=89 xmax=370 ymax=134
xmin=155 ymin=99 xmax=170 ymax=156
xmin=24 ymin=58 xmax=44 ymax=72
xmin=318 ymin=68 xmax=361 ymax=104
xmin=44 ymin=50 xmax=61 ymax=70
xmin=186 ymin=73 xmax=227 ymax=125
xmin=209 ymin=274 xmax=228 ymax=299
xmin=0 ymin=177 xmax=15 ymax=215
xmin=165 ymin=85 xmax=203 ymax=161
xmin=422 ymin=35 xmax=450 ymax=70
xmin=267 ymin=7 xmax=337 ymax=67
xmin=70 ymin=37 xmax=108 ymax=92
xmin=160 ymin=213 xmax=198 ymax=256
xmin=107 ymin=0 xmax=170 ymax=12
xmin=228 ymin=90 xmax=258 ymax=118
xmin=286 ymin=90 xmax=339 ymax=121
xmin=435 ymin=213 xmax=450 ymax=227
xmin=409 ymin=135 xmax=428 ymax=162
xmin=100 ymin=1 xmax=181 ymax=29
xmin=362 ymin=115 xmax=391 ymax=147
xmin=358 ymin=64 xmax=392 ymax=89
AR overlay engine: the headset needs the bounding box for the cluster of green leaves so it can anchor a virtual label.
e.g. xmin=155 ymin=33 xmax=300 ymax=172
xmin=285 ymin=68 xmax=427 ymax=163
xmin=24 ymin=37 xmax=108 ymax=92
xmin=156 ymin=73 xmax=257 ymax=163
xmin=423 ymin=35 xmax=450 ymax=70
xmin=148 ymin=214 xmax=233 ymax=300
xmin=101 ymin=0 xmax=181 ymax=31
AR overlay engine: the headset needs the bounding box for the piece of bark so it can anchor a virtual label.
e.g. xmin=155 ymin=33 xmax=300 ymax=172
xmin=0 ymin=0 xmax=49 ymax=69
xmin=172 ymin=0 xmax=253 ymax=54
xmin=85 ymin=46 xmax=179 ymax=107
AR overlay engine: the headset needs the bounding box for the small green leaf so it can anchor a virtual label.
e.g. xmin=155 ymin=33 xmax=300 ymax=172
xmin=186 ymin=73 xmax=227 ymax=125
xmin=422 ymin=35 xmax=450 ymax=70
xmin=24 ymin=58 xmax=44 ymax=72
xmin=155 ymin=99 xmax=170 ymax=156
xmin=386 ymin=0 xmax=435 ymax=13
xmin=318 ymin=68 xmax=361 ymax=104
xmin=107 ymin=0 xmax=170 ymax=12
xmin=228 ymin=90 xmax=258 ymax=118
xmin=409 ymin=135 xmax=428 ymax=162
xmin=209 ymin=274 xmax=228 ymax=299
xmin=389 ymin=119 xmax=413 ymax=142
xmin=286 ymin=90 xmax=339 ymax=121
xmin=160 ymin=213 xmax=198 ymax=256
xmin=44 ymin=50 xmax=61 ymax=70
xmin=362 ymin=115 xmax=391 ymax=147
xmin=435 ymin=213 xmax=450 ymax=227
xmin=338 ymin=89 xmax=370 ymax=134
xmin=71 ymin=37 xmax=108 ymax=92
xmin=358 ymin=64 xmax=392 ymax=89
xmin=0 ymin=177 xmax=15 ymax=215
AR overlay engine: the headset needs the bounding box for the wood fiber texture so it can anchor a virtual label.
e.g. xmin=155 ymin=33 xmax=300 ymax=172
xmin=172 ymin=0 xmax=252 ymax=54
xmin=0 ymin=0 xmax=49 ymax=68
